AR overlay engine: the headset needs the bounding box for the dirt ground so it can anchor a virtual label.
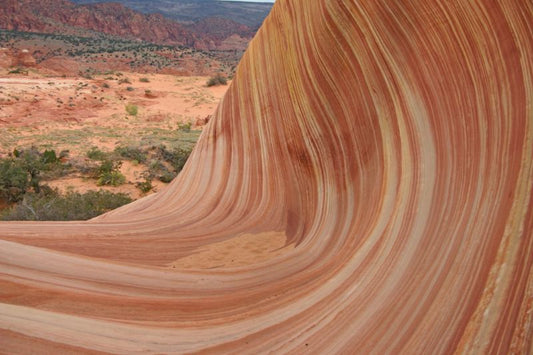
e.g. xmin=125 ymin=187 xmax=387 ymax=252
xmin=0 ymin=70 xmax=229 ymax=200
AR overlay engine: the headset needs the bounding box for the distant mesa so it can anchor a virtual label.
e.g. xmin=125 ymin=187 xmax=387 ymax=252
xmin=70 ymin=0 xmax=273 ymax=28
xmin=0 ymin=0 xmax=268 ymax=51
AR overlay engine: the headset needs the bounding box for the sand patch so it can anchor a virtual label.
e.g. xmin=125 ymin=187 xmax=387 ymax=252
xmin=169 ymin=231 xmax=293 ymax=269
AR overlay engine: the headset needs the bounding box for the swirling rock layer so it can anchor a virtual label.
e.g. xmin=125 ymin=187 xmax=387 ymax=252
xmin=1 ymin=0 xmax=532 ymax=353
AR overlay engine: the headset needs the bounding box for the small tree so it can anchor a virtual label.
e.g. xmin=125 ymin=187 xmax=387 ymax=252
xmin=0 ymin=159 xmax=30 ymax=202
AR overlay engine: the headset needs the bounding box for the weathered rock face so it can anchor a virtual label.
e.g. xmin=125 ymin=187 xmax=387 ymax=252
xmin=195 ymin=114 xmax=211 ymax=127
xmin=0 ymin=0 xmax=255 ymax=50
xmin=15 ymin=49 xmax=36 ymax=67
xmin=187 ymin=16 xmax=254 ymax=45
xmin=0 ymin=0 xmax=66 ymax=33
xmin=0 ymin=48 xmax=13 ymax=68
xmin=217 ymin=34 xmax=249 ymax=52
xmin=0 ymin=48 xmax=36 ymax=68
xmin=0 ymin=0 xmax=532 ymax=353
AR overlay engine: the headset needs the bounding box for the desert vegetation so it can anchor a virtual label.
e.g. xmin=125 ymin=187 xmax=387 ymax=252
xmin=0 ymin=147 xmax=131 ymax=220
xmin=0 ymin=147 xmax=66 ymax=202
xmin=0 ymin=71 xmax=226 ymax=220
xmin=125 ymin=103 xmax=138 ymax=116
xmin=0 ymin=143 xmax=193 ymax=220
xmin=0 ymin=188 xmax=132 ymax=221
xmin=207 ymin=73 xmax=228 ymax=87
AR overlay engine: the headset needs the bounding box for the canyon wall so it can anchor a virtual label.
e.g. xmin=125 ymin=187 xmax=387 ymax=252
xmin=0 ymin=0 xmax=532 ymax=353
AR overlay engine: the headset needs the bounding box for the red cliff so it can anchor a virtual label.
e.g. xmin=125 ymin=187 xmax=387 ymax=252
xmin=0 ymin=0 xmax=255 ymax=50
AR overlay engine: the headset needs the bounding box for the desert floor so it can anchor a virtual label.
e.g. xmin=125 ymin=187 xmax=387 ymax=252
xmin=0 ymin=70 xmax=228 ymax=200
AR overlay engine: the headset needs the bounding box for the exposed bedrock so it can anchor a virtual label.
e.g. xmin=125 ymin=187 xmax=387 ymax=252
xmin=0 ymin=0 xmax=532 ymax=353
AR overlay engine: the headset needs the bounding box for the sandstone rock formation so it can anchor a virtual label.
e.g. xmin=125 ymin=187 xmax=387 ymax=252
xmin=195 ymin=114 xmax=211 ymax=127
xmin=15 ymin=49 xmax=36 ymax=67
xmin=0 ymin=48 xmax=13 ymax=68
xmin=0 ymin=0 xmax=255 ymax=51
xmin=0 ymin=48 xmax=36 ymax=68
xmin=187 ymin=17 xmax=255 ymax=50
xmin=0 ymin=0 xmax=532 ymax=353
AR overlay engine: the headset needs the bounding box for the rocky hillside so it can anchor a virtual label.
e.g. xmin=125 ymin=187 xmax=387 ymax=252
xmin=0 ymin=0 xmax=257 ymax=50
xmin=71 ymin=0 xmax=274 ymax=29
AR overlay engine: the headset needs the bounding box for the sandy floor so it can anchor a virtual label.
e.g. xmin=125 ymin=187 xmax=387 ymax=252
xmin=169 ymin=231 xmax=294 ymax=269
xmin=0 ymin=72 xmax=227 ymax=131
xmin=0 ymin=71 xmax=229 ymax=200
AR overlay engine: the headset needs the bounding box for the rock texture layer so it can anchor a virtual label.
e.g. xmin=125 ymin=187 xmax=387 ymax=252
xmin=1 ymin=0 xmax=532 ymax=353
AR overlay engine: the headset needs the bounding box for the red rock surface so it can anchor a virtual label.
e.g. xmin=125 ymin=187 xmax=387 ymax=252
xmin=15 ymin=49 xmax=35 ymax=67
xmin=187 ymin=17 xmax=254 ymax=51
xmin=0 ymin=0 xmax=532 ymax=353
xmin=0 ymin=48 xmax=36 ymax=68
xmin=0 ymin=48 xmax=14 ymax=68
xmin=0 ymin=0 xmax=255 ymax=50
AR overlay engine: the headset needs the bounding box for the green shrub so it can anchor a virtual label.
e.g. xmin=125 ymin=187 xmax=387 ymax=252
xmin=177 ymin=122 xmax=191 ymax=132
xmin=158 ymin=171 xmax=175 ymax=183
xmin=118 ymin=78 xmax=131 ymax=84
xmin=0 ymin=147 xmax=72 ymax=203
xmin=41 ymin=149 xmax=58 ymax=164
xmin=147 ymin=145 xmax=192 ymax=183
xmin=126 ymin=86 xmax=134 ymax=91
xmin=0 ymin=188 xmax=132 ymax=221
xmin=97 ymin=171 xmax=126 ymax=186
xmin=86 ymin=147 xmax=108 ymax=160
xmin=145 ymin=158 xmax=174 ymax=183
xmin=38 ymin=149 xmax=68 ymax=179
xmin=8 ymin=67 xmax=28 ymax=75
xmin=96 ymin=159 xmax=115 ymax=175
xmin=125 ymin=104 xmax=138 ymax=116
xmin=163 ymin=147 xmax=192 ymax=173
xmin=95 ymin=160 xmax=125 ymax=186
xmin=206 ymin=73 xmax=227 ymax=87
xmin=139 ymin=77 xmax=150 ymax=83
xmin=0 ymin=159 xmax=30 ymax=202
xmin=0 ymin=147 xmax=54 ymax=202
xmin=136 ymin=178 xmax=152 ymax=193
xmin=114 ymin=146 xmax=147 ymax=163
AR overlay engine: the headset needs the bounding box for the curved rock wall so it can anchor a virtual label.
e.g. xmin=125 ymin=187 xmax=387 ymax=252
xmin=1 ymin=0 xmax=532 ymax=353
